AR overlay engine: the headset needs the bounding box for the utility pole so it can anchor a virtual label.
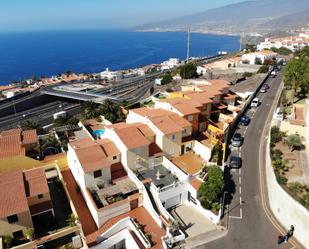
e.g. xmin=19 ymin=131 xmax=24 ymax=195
xmin=186 ymin=26 xmax=191 ymax=63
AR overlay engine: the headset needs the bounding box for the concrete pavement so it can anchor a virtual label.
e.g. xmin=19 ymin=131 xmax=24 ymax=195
xmin=200 ymin=71 xmax=303 ymax=249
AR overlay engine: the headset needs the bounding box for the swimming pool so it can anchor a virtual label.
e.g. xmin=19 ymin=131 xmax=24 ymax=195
xmin=92 ymin=129 xmax=105 ymax=138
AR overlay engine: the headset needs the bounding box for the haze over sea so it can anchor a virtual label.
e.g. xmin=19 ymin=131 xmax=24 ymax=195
xmin=0 ymin=30 xmax=239 ymax=84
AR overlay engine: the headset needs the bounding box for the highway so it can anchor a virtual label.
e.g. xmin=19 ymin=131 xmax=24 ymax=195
xmin=201 ymin=71 xmax=304 ymax=248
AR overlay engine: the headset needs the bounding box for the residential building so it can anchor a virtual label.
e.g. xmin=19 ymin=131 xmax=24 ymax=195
xmin=0 ymin=128 xmax=38 ymax=158
xmin=100 ymin=68 xmax=123 ymax=81
xmin=257 ymin=34 xmax=309 ymax=52
xmin=0 ymin=168 xmax=53 ymax=239
xmin=126 ymin=108 xmax=193 ymax=157
xmin=161 ymin=58 xmax=180 ymax=70
xmin=241 ymin=50 xmax=277 ymax=64
xmin=67 ymin=137 xmax=142 ymax=228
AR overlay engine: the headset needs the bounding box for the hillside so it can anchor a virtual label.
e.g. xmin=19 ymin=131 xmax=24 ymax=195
xmin=134 ymin=0 xmax=309 ymax=34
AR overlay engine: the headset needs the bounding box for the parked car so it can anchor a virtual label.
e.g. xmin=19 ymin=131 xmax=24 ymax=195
xmin=231 ymin=133 xmax=243 ymax=147
xmin=251 ymin=98 xmax=259 ymax=108
xmin=264 ymin=84 xmax=270 ymax=89
xmin=230 ymin=152 xmax=242 ymax=169
xmin=270 ymin=70 xmax=277 ymax=78
xmin=239 ymin=115 xmax=250 ymax=126
xmin=260 ymin=86 xmax=267 ymax=93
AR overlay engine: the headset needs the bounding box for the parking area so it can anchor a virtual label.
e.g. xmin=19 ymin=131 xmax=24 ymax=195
xmin=169 ymin=204 xmax=218 ymax=238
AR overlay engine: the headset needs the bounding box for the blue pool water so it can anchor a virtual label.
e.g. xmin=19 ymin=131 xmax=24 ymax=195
xmin=0 ymin=30 xmax=240 ymax=83
xmin=92 ymin=129 xmax=105 ymax=137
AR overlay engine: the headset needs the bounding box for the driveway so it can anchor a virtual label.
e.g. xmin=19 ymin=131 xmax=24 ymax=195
xmin=169 ymin=204 xmax=226 ymax=248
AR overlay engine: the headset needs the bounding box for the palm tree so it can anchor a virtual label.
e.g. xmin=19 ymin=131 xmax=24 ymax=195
xmin=21 ymin=119 xmax=43 ymax=134
xmin=81 ymin=101 xmax=99 ymax=120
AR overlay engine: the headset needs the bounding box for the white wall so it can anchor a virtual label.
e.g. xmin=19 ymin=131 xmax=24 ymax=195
xmin=162 ymin=157 xmax=189 ymax=182
xmin=265 ymin=131 xmax=309 ymax=248
xmin=193 ymin=141 xmax=212 ymax=161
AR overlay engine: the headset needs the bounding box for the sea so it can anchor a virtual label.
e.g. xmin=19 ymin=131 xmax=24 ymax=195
xmin=0 ymin=30 xmax=239 ymax=85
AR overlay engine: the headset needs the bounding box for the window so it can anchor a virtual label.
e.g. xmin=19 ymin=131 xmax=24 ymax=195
xmin=93 ymin=170 xmax=102 ymax=178
xmin=188 ymin=115 xmax=193 ymax=122
xmin=38 ymin=194 xmax=43 ymax=199
xmin=113 ymin=155 xmax=117 ymax=160
xmin=7 ymin=214 xmax=18 ymax=223
xmin=134 ymin=148 xmax=142 ymax=155
xmin=170 ymin=134 xmax=176 ymax=140
xmin=12 ymin=230 xmax=23 ymax=239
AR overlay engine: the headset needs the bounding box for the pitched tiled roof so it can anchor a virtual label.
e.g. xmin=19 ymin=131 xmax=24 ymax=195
xmin=24 ymin=168 xmax=49 ymax=197
xmin=86 ymin=206 xmax=165 ymax=249
xmin=97 ymin=138 xmax=120 ymax=157
xmin=0 ymin=171 xmax=28 ymax=218
xmin=0 ymin=129 xmax=38 ymax=159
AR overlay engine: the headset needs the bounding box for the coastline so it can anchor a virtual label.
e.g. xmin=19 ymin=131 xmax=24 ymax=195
xmin=133 ymin=29 xmax=240 ymax=37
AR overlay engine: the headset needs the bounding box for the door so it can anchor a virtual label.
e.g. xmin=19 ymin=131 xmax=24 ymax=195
xmin=181 ymin=145 xmax=185 ymax=155
xmin=130 ymin=199 xmax=138 ymax=210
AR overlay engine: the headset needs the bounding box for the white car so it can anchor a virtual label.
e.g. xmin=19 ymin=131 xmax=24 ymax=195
xmin=251 ymin=98 xmax=259 ymax=107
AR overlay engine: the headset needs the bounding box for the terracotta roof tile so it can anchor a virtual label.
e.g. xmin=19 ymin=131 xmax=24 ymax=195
xmin=22 ymin=130 xmax=38 ymax=144
xmin=24 ymin=168 xmax=49 ymax=197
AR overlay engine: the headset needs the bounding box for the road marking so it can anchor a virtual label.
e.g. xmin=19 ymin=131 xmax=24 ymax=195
xmin=239 ymin=186 xmax=242 ymax=194
xmin=239 ymin=177 xmax=241 ymax=185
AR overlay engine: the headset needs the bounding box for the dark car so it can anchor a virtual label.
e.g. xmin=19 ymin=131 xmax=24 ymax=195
xmin=231 ymin=133 xmax=243 ymax=147
xmin=264 ymin=84 xmax=270 ymax=89
xmin=230 ymin=154 xmax=242 ymax=169
xmin=239 ymin=116 xmax=250 ymax=126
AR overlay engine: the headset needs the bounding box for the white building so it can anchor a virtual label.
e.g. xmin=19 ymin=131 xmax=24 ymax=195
xmin=257 ymin=35 xmax=309 ymax=52
xmin=241 ymin=50 xmax=277 ymax=65
xmin=161 ymin=58 xmax=180 ymax=70
xmin=100 ymin=68 xmax=123 ymax=81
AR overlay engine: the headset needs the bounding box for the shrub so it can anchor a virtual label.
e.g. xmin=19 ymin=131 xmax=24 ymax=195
xmin=301 ymin=193 xmax=309 ymax=207
xmin=242 ymin=72 xmax=253 ymax=78
xmin=276 ymin=173 xmax=288 ymax=185
xmin=161 ymin=73 xmax=173 ymax=85
xmin=66 ymin=213 xmax=77 ymax=227
xmin=288 ymin=182 xmax=303 ymax=194
xmin=286 ymin=134 xmax=303 ymax=151
xmin=179 ymin=63 xmax=198 ymax=79
xmin=257 ymin=65 xmax=269 ymax=74
xmin=270 ymin=126 xmax=286 ymax=146
xmin=4 ymin=235 xmax=13 ymax=248
xmin=271 ymin=149 xmax=283 ymax=160
xmin=23 ymin=228 xmax=35 ymax=240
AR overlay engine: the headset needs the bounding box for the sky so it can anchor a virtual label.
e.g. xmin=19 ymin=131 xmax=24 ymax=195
xmin=0 ymin=0 xmax=245 ymax=32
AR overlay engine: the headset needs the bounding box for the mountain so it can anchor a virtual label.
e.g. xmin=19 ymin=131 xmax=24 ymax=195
xmin=134 ymin=0 xmax=309 ymax=34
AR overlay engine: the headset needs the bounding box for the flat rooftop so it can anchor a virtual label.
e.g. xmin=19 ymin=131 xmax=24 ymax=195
xmin=171 ymin=152 xmax=206 ymax=176
xmin=137 ymin=165 xmax=178 ymax=189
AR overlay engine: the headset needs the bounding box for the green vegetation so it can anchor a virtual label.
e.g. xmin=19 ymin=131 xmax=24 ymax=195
xmin=270 ymin=47 xmax=293 ymax=56
xmin=40 ymin=134 xmax=62 ymax=153
xmin=244 ymin=43 xmax=257 ymax=52
xmin=21 ymin=119 xmax=44 ymax=135
xmin=257 ymin=65 xmax=269 ymax=74
xmin=4 ymin=235 xmax=13 ymax=248
xmin=99 ymin=99 xmax=126 ymax=123
xmin=254 ymin=57 xmax=262 ymax=65
xmin=179 ymin=63 xmax=198 ymax=79
xmin=54 ymin=116 xmax=79 ymax=127
xmin=301 ymin=193 xmax=309 ymax=207
xmin=161 ymin=73 xmax=173 ymax=85
xmin=66 ymin=213 xmax=77 ymax=227
xmin=198 ymin=166 xmax=224 ymax=210
xmin=81 ymin=100 xmax=125 ymax=123
xmin=242 ymin=72 xmax=253 ymax=78
xmin=286 ymin=133 xmax=303 ymax=151
xmin=270 ymin=126 xmax=286 ymax=147
xmin=23 ymin=228 xmax=35 ymax=240
xmin=284 ymin=46 xmax=309 ymax=103
xmin=211 ymin=143 xmax=221 ymax=163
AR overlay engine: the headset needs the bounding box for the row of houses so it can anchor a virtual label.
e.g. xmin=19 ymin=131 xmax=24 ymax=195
xmin=0 ymin=78 xmax=239 ymax=249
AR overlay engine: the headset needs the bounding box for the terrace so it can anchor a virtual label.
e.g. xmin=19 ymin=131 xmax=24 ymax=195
xmin=136 ymin=164 xmax=179 ymax=190
xmin=90 ymin=177 xmax=139 ymax=208
xmin=171 ymin=152 xmax=207 ymax=176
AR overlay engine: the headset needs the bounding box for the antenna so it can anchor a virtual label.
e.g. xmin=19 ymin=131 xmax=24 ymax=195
xmin=186 ymin=26 xmax=191 ymax=63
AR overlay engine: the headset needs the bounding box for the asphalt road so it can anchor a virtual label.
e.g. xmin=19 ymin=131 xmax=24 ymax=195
xmin=200 ymin=71 xmax=302 ymax=249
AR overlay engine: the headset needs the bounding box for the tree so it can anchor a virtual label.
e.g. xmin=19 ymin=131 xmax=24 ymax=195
xmin=255 ymin=58 xmax=262 ymax=65
xmin=161 ymin=73 xmax=173 ymax=85
xmin=286 ymin=134 xmax=303 ymax=151
xmin=4 ymin=235 xmax=13 ymax=248
xmin=99 ymin=99 xmax=125 ymax=123
xmin=257 ymin=65 xmax=269 ymax=73
xmin=179 ymin=63 xmax=198 ymax=79
xmin=270 ymin=126 xmax=286 ymax=146
xmin=198 ymin=166 xmax=224 ymax=210
xmin=270 ymin=47 xmax=292 ymax=56
xmin=54 ymin=116 xmax=79 ymax=127
xmin=21 ymin=119 xmax=43 ymax=134
xmin=81 ymin=101 xmax=99 ymax=120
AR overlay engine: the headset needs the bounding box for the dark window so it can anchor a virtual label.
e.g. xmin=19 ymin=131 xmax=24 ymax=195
xmin=12 ymin=230 xmax=23 ymax=239
xmin=93 ymin=170 xmax=102 ymax=178
xmin=38 ymin=194 xmax=43 ymax=199
xmin=113 ymin=155 xmax=117 ymax=160
xmin=7 ymin=214 xmax=18 ymax=223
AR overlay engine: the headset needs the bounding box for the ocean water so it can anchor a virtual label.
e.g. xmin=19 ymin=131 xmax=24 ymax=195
xmin=0 ymin=30 xmax=239 ymax=84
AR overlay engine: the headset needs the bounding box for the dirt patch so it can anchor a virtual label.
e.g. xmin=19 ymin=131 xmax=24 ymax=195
xmin=275 ymin=141 xmax=303 ymax=182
